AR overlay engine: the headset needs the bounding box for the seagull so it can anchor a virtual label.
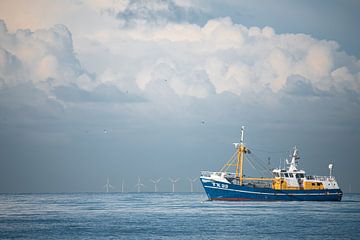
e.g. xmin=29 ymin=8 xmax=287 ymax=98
xmin=103 ymin=129 xmax=108 ymax=134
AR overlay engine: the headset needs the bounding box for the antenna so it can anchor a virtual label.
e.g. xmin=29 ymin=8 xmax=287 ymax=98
xmin=187 ymin=177 xmax=198 ymax=193
xmin=240 ymin=126 xmax=245 ymax=145
xmin=150 ymin=178 xmax=162 ymax=192
xmin=169 ymin=178 xmax=180 ymax=193
xmin=103 ymin=177 xmax=114 ymax=193
xmin=278 ymin=158 xmax=281 ymax=169
xmin=135 ymin=177 xmax=144 ymax=193
xmin=283 ymin=158 xmax=286 ymax=169
xmin=328 ymin=163 xmax=333 ymax=178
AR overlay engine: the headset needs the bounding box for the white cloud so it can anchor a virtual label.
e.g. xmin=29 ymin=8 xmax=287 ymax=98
xmin=35 ymin=55 xmax=59 ymax=81
xmin=2 ymin=11 xmax=360 ymax=104
xmin=305 ymin=43 xmax=333 ymax=79
xmin=0 ymin=20 xmax=90 ymax=96
xmin=73 ymin=14 xmax=359 ymax=99
xmin=1 ymin=1 xmax=360 ymax=102
xmin=331 ymin=66 xmax=359 ymax=92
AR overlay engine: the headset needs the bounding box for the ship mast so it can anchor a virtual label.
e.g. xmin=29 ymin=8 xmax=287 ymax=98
xmin=236 ymin=126 xmax=246 ymax=185
xmin=225 ymin=127 xmax=272 ymax=183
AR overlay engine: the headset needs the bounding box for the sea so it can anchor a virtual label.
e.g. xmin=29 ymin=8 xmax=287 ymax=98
xmin=0 ymin=192 xmax=359 ymax=240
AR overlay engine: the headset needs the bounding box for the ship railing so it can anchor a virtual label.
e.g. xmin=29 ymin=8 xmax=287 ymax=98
xmin=200 ymin=171 xmax=236 ymax=178
xmin=200 ymin=171 xmax=213 ymax=177
xmin=306 ymin=175 xmax=336 ymax=181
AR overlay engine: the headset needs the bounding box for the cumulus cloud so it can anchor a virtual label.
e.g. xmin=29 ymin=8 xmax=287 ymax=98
xmin=0 ymin=20 xmax=82 ymax=89
xmin=0 ymin=19 xmax=146 ymax=105
xmin=1 ymin=1 xmax=360 ymax=107
xmin=1 ymin=1 xmax=360 ymax=105
xmin=1 ymin=0 xmax=359 ymax=102
xmin=79 ymin=15 xmax=360 ymax=101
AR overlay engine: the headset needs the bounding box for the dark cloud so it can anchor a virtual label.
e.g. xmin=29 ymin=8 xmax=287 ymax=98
xmin=0 ymin=83 xmax=63 ymax=121
xmin=53 ymin=84 xmax=146 ymax=103
xmin=114 ymin=0 xmax=208 ymax=27
xmin=282 ymin=74 xmax=329 ymax=97
xmin=0 ymin=47 xmax=25 ymax=86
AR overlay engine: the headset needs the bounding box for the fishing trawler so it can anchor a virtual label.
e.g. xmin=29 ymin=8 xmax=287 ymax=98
xmin=200 ymin=127 xmax=343 ymax=201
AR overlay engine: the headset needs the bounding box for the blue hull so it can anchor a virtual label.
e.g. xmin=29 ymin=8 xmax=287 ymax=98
xmin=200 ymin=178 xmax=343 ymax=201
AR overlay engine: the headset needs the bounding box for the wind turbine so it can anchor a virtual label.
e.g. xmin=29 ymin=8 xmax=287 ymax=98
xmin=169 ymin=178 xmax=180 ymax=193
xmin=135 ymin=177 xmax=145 ymax=193
xmin=121 ymin=178 xmax=125 ymax=193
xmin=188 ymin=177 xmax=198 ymax=193
xmin=150 ymin=178 xmax=162 ymax=192
xmin=103 ymin=177 xmax=114 ymax=193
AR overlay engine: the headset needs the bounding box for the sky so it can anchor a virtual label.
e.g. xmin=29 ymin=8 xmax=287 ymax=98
xmin=0 ymin=0 xmax=359 ymax=193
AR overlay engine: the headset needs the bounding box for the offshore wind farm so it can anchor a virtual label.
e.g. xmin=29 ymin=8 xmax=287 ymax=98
xmin=102 ymin=177 xmax=200 ymax=193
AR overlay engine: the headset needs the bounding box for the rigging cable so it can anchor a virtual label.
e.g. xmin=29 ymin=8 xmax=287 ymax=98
xmin=250 ymin=147 xmax=290 ymax=154
xmin=219 ymin=150 xmax=237 ymax=172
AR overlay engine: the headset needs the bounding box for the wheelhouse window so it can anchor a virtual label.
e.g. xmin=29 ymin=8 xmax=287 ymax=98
xmin=284 ymin=173 xmax=289 ymax=178
xmin=289 ymin=173 xmax=293 ymax=178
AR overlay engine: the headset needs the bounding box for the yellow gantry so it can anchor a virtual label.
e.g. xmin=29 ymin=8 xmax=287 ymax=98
xmin=236 ymin=145 xmax=246 ymax=185
xmin=221 ymin=127 xmax=275 ymax=185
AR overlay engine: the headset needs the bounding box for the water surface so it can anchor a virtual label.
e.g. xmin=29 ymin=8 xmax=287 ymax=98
xmin=0 ymin=193 xmax=359 ymax=239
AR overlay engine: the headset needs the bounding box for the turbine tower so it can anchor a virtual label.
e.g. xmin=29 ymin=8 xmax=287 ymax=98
xmin=121 ymin=178 xmax=125 ymax=193
xmin=150 ymin=178 xmax=162 ymax=192
xmin=103 ymin=177 xmax=114 ymax=193
xmin=169 ymin=178 xmax=180 ymax=193
xmin=188 ymin=177 xmax=198 ymax=193
xmin=135 ymin=177 xmax=144 ymax=193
